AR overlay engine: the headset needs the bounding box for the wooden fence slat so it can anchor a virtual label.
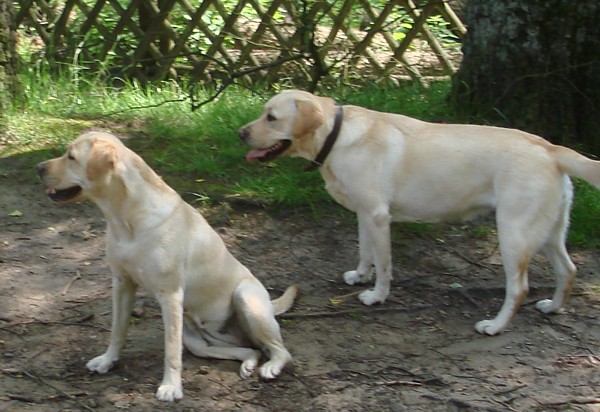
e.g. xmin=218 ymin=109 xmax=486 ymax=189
xmin=192 ymin=0 xmax=249 ymax=80
xmin=230 ymin=0 xmax=280 ymax=74
xmin=75 ymin=0 xmax=117 ymax=53
xmin=78 ymin=0 xmax=107 ymax=37
xmin=51 ymin=0 xmax=77 ymax=52
xmin=15 ymin=0 xmax=36 ymax=27
xmin=173 ymin=0 xmax=222 ymax=75
xmin=382 ymin=0 xmax=432 ymax=78
xmin=439 ymin=0 xmax=466 ymax=37
xmin=131 ymin=0 xmax=177 ymax=64
xmin=325 ymin=2 xmax=386 ymax=73
xmin=400 ymin=0 xmax=455 ymax=74
xmin=149 ymin=3 xmax=202 ymax=80
xmin=358 ymin=0 xmax=423 ymax=82
xmin=177 ymin=0 xmax=243 ymax=76
xmin=266 ymin=0 xmax=323 ymax=83
xmin=105 ymin=0 xmax=164 ymax=70
xmin=349 ymin=1 xmax=395 ymax=72
xmin=23 ymin=6 xmax=51 ymax=45
xmin=98 ymin=0 xmax=143 ymax=63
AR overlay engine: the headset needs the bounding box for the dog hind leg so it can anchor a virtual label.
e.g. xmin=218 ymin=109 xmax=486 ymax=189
xmin=475 ymin=205 xmax=539 ymax=335
xmin=538 ymin=242 xmax=576 ymax=314
xmin=183 ymin=326 xmax=262 ymax=379
xmin=233 ymin=280 xmax=292 ymax=380
xmin=475 ymin=248 xmax=530 ymax=336
xmin=537 ymin=177 xmax=577 ymax=314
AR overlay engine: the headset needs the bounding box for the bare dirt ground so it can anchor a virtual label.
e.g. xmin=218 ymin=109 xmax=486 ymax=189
xmin=1 ymin=143 xmax=600 ymax=412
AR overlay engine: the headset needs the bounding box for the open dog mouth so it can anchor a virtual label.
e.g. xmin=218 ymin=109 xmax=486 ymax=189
xmin=246 ymin=140 xmax=292 ymax=163
xmin=46 ymin=185 xmax=83 ymax=203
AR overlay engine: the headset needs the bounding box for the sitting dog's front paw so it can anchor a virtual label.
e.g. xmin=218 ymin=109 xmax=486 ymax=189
xmin=86 ymin=354 xmax=116 ymax=374
xmin=344 ymin=270 xmax=370 ymax=285
xmin=239 ymin=358 xmax=258 ymax=379
xmin=258 ymin=361 xmax=283 ymax=380
xmin=535 ymin=299 xmax=564 ymax=314
xmin=156 ymin=384 xmax=183 ymax=402
xmin=358 ymin=289 xmax=386 ymax=305
xmin=474 ymin=319 xmax=503 ymax=336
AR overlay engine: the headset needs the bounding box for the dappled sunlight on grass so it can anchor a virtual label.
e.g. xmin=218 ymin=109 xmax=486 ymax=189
xmin=2 ymin=114 xmax=94 ymax=157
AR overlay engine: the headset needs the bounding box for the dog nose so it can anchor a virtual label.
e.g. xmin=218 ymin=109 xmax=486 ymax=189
xmin=238 ymin=127 xmax=249 ymax=143
xmin=36 ymin=162 xmax=46 ymax=178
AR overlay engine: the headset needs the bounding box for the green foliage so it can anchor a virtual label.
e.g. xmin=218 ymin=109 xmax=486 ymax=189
xmin=335 ymin=81 xmax=453 ymax=120
xmin=569 ymin=179 xmax=600 ymax=248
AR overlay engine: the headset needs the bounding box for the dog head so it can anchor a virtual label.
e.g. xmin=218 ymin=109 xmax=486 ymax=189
xmin=238 ymin=90 xmax=337 ymax=163
xmin=37 ymin=131 xmax=124 ymax=203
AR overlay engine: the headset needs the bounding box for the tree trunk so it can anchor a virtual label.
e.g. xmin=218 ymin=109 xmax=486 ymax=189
xmin=0 ymin=0 xmax=19 ymax=136
xmin=451 ymin=0 xmax=600 ymax=154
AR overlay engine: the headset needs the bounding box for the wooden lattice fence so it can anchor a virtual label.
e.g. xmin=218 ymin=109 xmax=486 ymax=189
xmin=15 ymin=0 xmax=465 ymax=87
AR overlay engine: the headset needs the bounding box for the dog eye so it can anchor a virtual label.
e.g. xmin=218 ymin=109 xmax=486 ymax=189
xmin=67 ymin=153 xmax=75 ymax=160
xmin=266 ymin=114 xmax=276 ymax=122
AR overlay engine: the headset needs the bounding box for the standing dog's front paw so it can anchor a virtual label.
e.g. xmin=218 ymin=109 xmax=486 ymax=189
xmin=156 ymin=384 xmax=183 ymax=402
xmin=358 ymin=289 xmax=386 ymax=305
xmin=86 ymin=354 xmax=116 ymax=374
xmin=474 ymin=319 xmax=503 ymax=336
xmin=343 ymin=270 xmax=371 ymax=285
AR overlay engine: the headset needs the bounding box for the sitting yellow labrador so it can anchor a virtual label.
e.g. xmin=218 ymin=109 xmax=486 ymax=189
xmin=37 ymin=131 xmax=298 ymax=401
xmin=239 ymin=89 xmax=600 ymax=336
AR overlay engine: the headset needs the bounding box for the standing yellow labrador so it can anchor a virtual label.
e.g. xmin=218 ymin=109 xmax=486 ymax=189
xmin=239 ymin=89 xmax=600 ymax=336
xmin=37 ymin=132 xmax=297 ymax=401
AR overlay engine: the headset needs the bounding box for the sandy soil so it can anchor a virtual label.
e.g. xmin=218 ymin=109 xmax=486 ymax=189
xmin=1 ymin=142 xmax=600 ymax=411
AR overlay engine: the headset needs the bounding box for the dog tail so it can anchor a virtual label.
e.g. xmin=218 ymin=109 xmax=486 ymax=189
xmin=271 ymin=284 xmax=300 ymax=316
xmin=553 ymin=145 xmax=600 ymax=188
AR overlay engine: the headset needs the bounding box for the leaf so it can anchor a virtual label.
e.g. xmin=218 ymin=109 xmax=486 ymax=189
xmin=449 ymin=282 xmax=463 ymax=289
xmin=9 ymin=210 xmax=23 ymax=217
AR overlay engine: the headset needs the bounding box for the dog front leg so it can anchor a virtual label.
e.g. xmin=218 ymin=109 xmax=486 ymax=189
xmin=356 ymin=208 xmax=392 ymax=305
xmin=344 ymin=217 xmax=375 ymax=285
xmin=155 ymin=288 xmax=184 ymax=402
xmin=87 ymin=275 xmax=137 ymax=374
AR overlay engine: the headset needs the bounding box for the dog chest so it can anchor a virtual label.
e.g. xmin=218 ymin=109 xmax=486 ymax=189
xmin=106 ymin=233 xmax=181 ymax=285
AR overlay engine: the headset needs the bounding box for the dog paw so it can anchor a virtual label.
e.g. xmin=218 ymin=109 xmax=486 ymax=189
xmin=239 ymin=359 xmax=258 ymax=379
xmin=86 ymin=354 xmax=115 ymax=374
xmin=474 ymin=320 xmax=502 ymax=336
xmin=358 ymin=289 xmax=386 ymax=305
xmin=535 ymin=299 xmax=564 ymax=314
xmin=344 ymin=270 xmax=370 ymax=285
xmin=258 ymin=361 xmax=283 ymax=380
xmin=156 ymin=384 xmax=183 ymax=402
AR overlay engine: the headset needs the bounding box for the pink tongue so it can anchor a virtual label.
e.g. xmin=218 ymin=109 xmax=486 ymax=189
xmin=246 ymin=149 xmax=270 ymax=162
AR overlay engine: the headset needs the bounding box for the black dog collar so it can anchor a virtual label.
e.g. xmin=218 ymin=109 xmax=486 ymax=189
xmin=304 ymin=104 xmax=344 ymax=172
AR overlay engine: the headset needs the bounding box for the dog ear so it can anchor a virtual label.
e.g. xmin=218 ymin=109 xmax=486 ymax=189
xmin=292 ymin=99 xmax=324 ymax=138
xmin=86 ymin=140 xmax=117 ymax=181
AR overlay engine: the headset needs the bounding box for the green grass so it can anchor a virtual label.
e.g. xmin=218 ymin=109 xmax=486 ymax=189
xmin=3 ymin=71 xmax=600 ymax=247
xmin=569 ymin=179 xmax=600 ymax=248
